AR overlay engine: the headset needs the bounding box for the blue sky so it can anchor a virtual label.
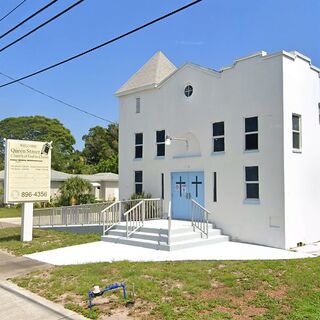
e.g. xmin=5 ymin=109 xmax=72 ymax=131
xmin=0 ymin=0 xmax=319 ymax=149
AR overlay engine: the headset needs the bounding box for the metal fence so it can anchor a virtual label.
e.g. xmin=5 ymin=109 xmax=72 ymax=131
xmin=33 ymin=201 xmax=114 ymax=227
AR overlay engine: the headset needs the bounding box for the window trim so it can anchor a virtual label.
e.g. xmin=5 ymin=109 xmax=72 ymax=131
xmin=244 ymin=116 xmax=259 ymax=151
xmin=134 ymin=132 xmax=143 ymax=159
xmin=292 ymin=113 xmax=302 ymax=152
xmin=244 ymin=166 xmax=260 ymax=201
xmin=212 ymin=121 xmax=225 ymax=153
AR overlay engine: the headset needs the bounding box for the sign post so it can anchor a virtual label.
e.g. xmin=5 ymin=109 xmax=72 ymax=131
xmin=4 ymin=139 xmax=51 ymax=242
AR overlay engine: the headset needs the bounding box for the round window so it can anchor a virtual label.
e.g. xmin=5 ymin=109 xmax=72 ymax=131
xmin=184 ymin=85 xmax=193 ymax=97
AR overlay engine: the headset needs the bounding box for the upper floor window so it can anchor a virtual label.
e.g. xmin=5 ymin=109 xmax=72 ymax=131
xmin=245 ymin=116 xmax=258 ymax=150
xmin=212 ymin=122 xmax=225 ymax=152
xmin=156 ymin=130 xmax=166 ymax=157
xmin=135 ymin=133 xmax=143 ymax=158
xmin=135 ymin=170 xmax=143 ymax=194
xmin=184 ymin=85 xmax=193 ymax=97
xmin=292 ymin=114 xmax=301 ymax=151
xmin=136 ymin=97 xmax=141 ymax=113
xmin=245 ymin=166 xmax=259 ymax=199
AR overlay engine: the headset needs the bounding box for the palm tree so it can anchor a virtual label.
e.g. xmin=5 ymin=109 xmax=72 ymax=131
xmin=59 ymin=176 xmax=92 ymax=205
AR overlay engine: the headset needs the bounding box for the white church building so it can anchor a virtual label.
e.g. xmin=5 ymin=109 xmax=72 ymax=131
xmin=116 ymin=50 xmax=320 ymax=250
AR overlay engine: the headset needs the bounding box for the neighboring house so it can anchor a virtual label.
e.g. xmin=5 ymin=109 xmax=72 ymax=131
xmin=116 ymin=50 xmax=320 ymax=250
xmin=0 ymin=170 xmax=119 ymax=202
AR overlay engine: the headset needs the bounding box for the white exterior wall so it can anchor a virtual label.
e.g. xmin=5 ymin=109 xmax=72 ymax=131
xmin=119 ymin=53 xmax=287 ymax=248
xmin=101 ymin=181 xmax=119 ymax=201
xmin=283 ymin=56 xmax=320 ymax=249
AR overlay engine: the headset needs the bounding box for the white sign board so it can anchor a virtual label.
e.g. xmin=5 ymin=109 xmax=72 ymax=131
xmin=4 ymin=139 xmax=51 ymax=203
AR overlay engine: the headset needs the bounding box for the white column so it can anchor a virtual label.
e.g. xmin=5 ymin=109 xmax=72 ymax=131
xmin=21 ymin=202 xmax=33 ymax=242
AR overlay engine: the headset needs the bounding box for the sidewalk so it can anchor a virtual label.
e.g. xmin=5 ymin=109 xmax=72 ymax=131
xmin=0 ymin=217 xmax=21 ymax=226
xmin=0 ymin=250 xmax=87 ymax=320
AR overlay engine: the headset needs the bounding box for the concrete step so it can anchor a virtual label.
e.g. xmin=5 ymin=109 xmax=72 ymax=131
xmin=112 ymin=224 xmax=168 ymax=235
xmin=108 ymin=229 xmax=168 ymax=242
xmin=170 ymin=229 xmax=221 ymax=242
xmin=101 ymin=234 xmax=169 ymax=251
xmin=170 ymin=235 xmax=229 ymax=251
xmin=107 ymin=228 xmax=220 ymax=243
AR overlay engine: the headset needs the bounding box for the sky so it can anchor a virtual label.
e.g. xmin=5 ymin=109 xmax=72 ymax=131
xmin=0 ymin=0 xmax=319 ymax=149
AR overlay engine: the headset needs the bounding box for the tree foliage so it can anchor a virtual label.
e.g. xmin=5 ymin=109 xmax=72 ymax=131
xmin=82 ymin=123 xmax=118 ymax=165
xmin=58 ymin=176 xmax=93 ymax=205
xmin=0 ymin=116 xmax=75 ymax=172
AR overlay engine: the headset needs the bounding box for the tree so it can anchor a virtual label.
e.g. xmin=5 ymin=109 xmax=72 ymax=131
xmin=0 ymin=116 xmax=76 ymax=172
xmin=58 ymin=176 xmax=93 ymax=205
xmin=82 ymin=123 xmax=118 ymax=172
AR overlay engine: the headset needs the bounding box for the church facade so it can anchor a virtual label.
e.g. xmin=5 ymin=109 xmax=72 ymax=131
xmin=116 ymin=50 xmax=320 ymax=249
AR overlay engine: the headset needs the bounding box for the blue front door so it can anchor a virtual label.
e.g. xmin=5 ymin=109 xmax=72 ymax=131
xmin=171 ymin=171 xmax=204 ymax=220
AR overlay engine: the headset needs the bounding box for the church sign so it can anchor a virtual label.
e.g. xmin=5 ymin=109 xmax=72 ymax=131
xmin=4 ymin=139 xmax=51 ymax=203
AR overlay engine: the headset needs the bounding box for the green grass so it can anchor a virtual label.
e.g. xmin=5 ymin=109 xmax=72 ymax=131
xmin=12 ymin=258 xmax=320 ymax=320
xmin=0 ymin=227 xmax=100 ymax=255
xmin=0 ymin=207 xmax=21 ymax=218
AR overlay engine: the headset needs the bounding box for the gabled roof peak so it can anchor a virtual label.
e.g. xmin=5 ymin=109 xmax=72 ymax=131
xmin=116 ymin=51 xmax=176 ymax=96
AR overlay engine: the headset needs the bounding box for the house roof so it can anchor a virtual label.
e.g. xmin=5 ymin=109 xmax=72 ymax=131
xmin=0 ymin=170 xmax=118 ymax=183
xmin=116 ymin=51 xmax=177 ymax=96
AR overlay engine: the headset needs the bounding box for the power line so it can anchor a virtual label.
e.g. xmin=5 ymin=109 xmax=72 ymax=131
xmin=0 ymin=0 xmax=26 ymax=22
xmin=0 ymin=0 xmax=84 ymax=53
xmin=0 ymin=71 xmax=115 ymax=124
xmin=0 ymin=0 xmax=203 ymax=89
xmin=0 ymin=0 xmax=59 ymax=40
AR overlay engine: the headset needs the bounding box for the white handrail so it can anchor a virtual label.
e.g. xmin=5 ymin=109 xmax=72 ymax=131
xmin=123 ymin=201 xmax=143 ymax=216
xmin=124 ymin=200 xmax=144 ymax=237
xmin=191 ymin=199 xmax=210 ymax=238
xmin=103 ymin=201 xmax=121 ymax=235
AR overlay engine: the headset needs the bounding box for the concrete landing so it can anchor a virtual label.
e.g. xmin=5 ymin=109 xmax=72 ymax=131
xmin=25 ymin=240 xmax=311 ymax=266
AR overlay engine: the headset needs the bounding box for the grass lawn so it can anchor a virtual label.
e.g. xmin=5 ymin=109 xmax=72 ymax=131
xmin=12 ymin=257 xmax=320 ymax=320
xmin=0 ymin=207 xmax=21 ymax=218
xmin=0 ymin=227 xmax=100 ymax=256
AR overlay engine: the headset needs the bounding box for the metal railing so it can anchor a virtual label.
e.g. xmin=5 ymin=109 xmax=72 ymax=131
xmin=122 ymin=198 xmax=163 ymax=237
xmin=191 ymin=199 xmax=210 ymax=238
xmin=124 ymin=200 xmax=144 ymax=237
xmin=102 ymin=201 xmax=121 ymax=235
xmin=33 ymin=201 xmax=113 ymax=227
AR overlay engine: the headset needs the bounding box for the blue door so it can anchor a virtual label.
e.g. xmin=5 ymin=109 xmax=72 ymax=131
xmin=171 ymin=171 xmax=204 ymax=220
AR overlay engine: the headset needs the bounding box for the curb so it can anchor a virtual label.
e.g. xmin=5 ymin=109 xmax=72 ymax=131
xmin=0 ymin=280 xmax=87 ymax=320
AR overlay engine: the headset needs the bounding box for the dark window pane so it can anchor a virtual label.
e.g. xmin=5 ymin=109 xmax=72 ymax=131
xmin=245 ymin=117 xmax=258 ymax=132
xmin=157 ymin=143 xmax=165 ymax=156
xmin=184 ymin=85 xmax=193 ymax=97
xmin=245 ymin=133 xmax=258 ymax=150
xmin=135 ymin=171 xmax=142 ymax=183
xmin=293 ymin=132 xmax=300 ymax=149
xmin=245 ymin=166 xmax=259 ymax=181
xmin=213 ymin=138 xmax=225 ymax=152
xmin=135 ymin=133 xmax=143 ymax=145
xmin=246 ymin=183 xmax=259 ymax=199
xmin=213 ymin=122 xmax=224 ymax=136
xmin=292 ymin=115 xmax=300 ymax=131
xmin=135 ymin=183 xmax=143 ymax=194
xmin=156 ymin=130 xmax=165 ymax=143
xmin=135 ymin=146 xmax=143 ymax=158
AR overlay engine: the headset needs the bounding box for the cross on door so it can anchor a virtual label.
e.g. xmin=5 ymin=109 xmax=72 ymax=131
xmin=176 ymin=176 xmax=186 ymax=197
xmin=191 ymin=176 xmax=202 ymax=197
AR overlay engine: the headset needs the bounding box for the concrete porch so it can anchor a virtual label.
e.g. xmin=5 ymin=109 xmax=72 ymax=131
xmin=101 ymin=219 xmax=229 ymax=251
